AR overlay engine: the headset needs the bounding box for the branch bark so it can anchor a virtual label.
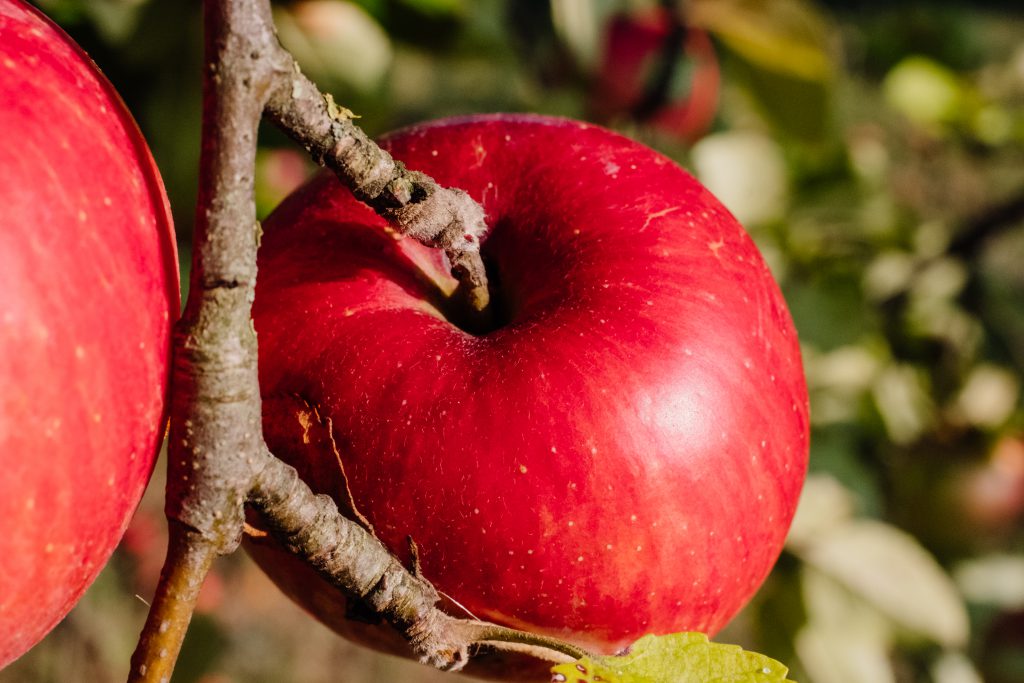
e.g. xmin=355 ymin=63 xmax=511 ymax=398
xmin=263 ymin=73 xmax=491 ymax=315
xmin=128 ymin=0 xmax=277 ymax=678
xmin=128 ymin=0 xmax=584 ymax=680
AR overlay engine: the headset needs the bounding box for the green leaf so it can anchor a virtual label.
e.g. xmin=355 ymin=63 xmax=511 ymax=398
xmin=549 ymin=633 xmax=796 ymax=683
xmin=688 ymin=0 xmax=834 ymax=82
xmin=687 ymin=0 xmax=835 ymax=139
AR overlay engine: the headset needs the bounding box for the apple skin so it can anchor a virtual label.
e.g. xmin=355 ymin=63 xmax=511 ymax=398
xmin=249 ymin=115 xmax=807 ymax=668
xmin=0 ymin=0 xmax=177 ymax=668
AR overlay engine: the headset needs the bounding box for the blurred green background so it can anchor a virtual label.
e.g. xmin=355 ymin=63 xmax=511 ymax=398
xmin=4 ymin=1 xmax=1024 ymax=681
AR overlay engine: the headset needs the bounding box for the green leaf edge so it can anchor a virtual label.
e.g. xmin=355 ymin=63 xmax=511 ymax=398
xmin=550 ymin=632 xmax=797 ymax=683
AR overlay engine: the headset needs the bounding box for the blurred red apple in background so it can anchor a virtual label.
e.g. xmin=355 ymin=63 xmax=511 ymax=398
xmin=247 ymin=115 xmax=807 ymax=670
xmin=0 ymin=0 xmax=177 ymax=667
xmin=592 ymin=8 xmax=720 ymax=143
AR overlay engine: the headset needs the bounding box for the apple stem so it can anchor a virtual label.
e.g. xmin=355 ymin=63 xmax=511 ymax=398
xmin=263 ymin=55 xmax=492 ymax=315
xmin=458 ymin=623 xmax=595 ymax=663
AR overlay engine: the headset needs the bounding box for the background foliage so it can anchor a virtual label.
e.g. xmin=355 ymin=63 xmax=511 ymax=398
xmin=4 ymin=1 xmax=1023 ymax=681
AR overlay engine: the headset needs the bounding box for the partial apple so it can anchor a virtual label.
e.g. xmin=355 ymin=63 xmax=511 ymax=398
xmin=0 ymin=0 xmax=177 ymax=668
xmin=592 ymin=8 xmax=720 ymax=143
xmin=248 ymin=115 xmax=807 ymax=670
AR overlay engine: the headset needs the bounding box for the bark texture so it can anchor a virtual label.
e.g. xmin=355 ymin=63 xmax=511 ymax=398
xmin=128 ymin=1 xmax=580 ymax=680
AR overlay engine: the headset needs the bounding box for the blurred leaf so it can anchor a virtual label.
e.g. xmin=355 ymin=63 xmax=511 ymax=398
xmin=691 ymin=130 xmax=789 ymax=226
xmin=954 ymin=554 xmax=1024 ymax=610
xmin=689 ymin=0 xmax=833 ymax=82
xmin=954 ymin=364 xmax=1020 ymax=429
xmin=726 ymin=55 xmax=831 ymax=140
xmin=795 ymin=620 xmax=895 ymax=683
xmin=687 ymin=0 xmax=835 ymax=139
xmin=786 ymin=474 xmax=856 ymax=549
xmin=84 ymin=0 xmax=147 ymax=43
xmin=37 ymin=0 xmax=148 ymax=43
xmin=793 ymin=520 xmax=969 ymax=648
xmin=883 ymin=56 xmax=978 ymax=131
xmin=871 ymin=363 xmax=935 ymax=445
xmin=549 ymin=633 xmax=795 ymax=682
xmin=275 ymin=0 xmax=393 ymax=92
xmin=798 ymin=566 xmax=897 ymax=683
xmin=932 ymin=651 xmax=984 ymax=683
xmin=550 ymin=0 xmax=619 ymax=70
xmin=800 ymin=565 xmax=892 ymax=644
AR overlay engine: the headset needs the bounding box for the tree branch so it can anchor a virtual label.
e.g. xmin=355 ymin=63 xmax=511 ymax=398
xmin=129 ymin=0 xmax=576 ymax=679
xmin=248 ymin=453 xmax=596 ymax=670
xmin=263 ymin=55 xmax=491 ymax=316
xmin=127 ymin=523 xmax=216 ymax=683
xmin=129 ymin=0 xmax=281 ymax=679
xmin=249 ymin=453 xmax=474 ymax=670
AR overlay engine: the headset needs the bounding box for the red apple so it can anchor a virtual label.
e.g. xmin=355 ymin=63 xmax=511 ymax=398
xmin=248 ymin=115 xmax=807 ymax=670
xmin=0 ymin=0 xmax=177 ymax=667
xmin=592 ymin=9 xmax=720 ymax=143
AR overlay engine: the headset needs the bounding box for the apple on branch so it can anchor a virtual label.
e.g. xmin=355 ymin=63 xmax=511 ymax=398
xmin=246 ymin=114 xmax=808 ymax=676
xmin=0 ymin=0 xmax=177 ymax=668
